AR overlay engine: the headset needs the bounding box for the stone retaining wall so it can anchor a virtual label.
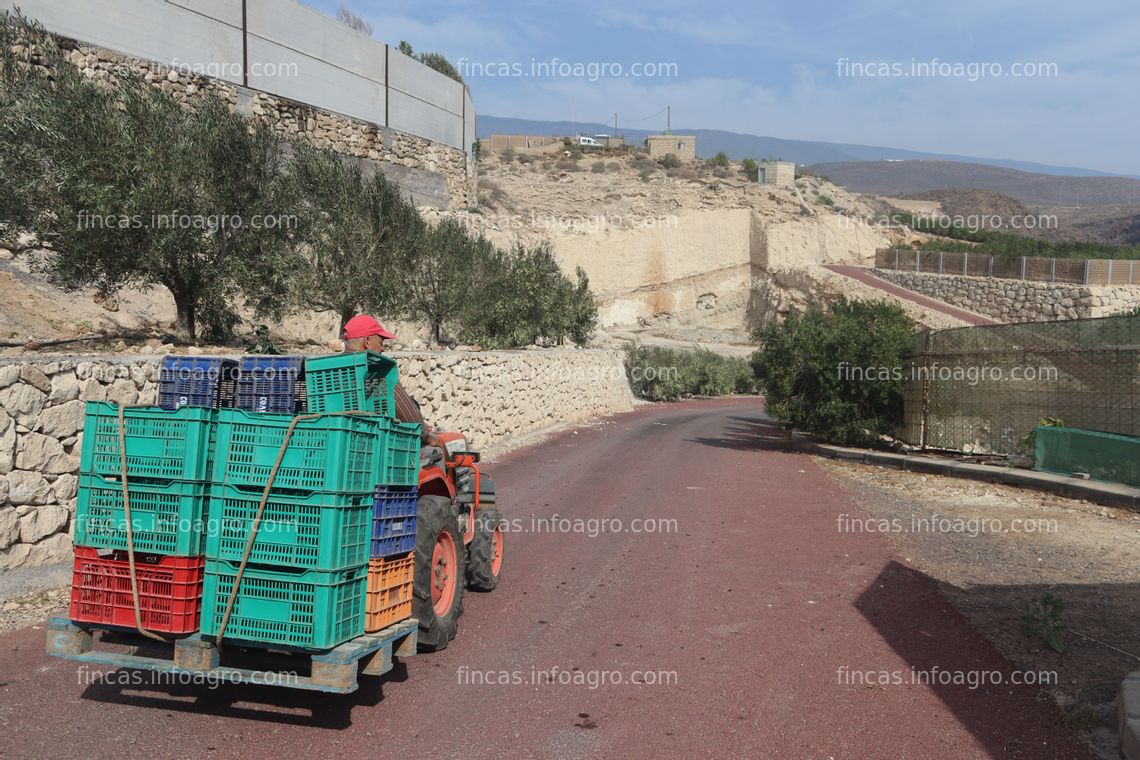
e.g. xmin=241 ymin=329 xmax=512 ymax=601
xmin=53 ymin=40 xmax=474 ymax=208
xmin=873 ymin=269 xmax=1140 ymax=323
xmin=0 ymin=349 xmax=634 ymax=569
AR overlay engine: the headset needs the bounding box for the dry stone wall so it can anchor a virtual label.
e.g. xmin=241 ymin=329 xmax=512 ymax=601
xmin=0 ymin=350 xmax=634 ymax=570
xmin=873 ymin=269 xmax=1140 ymax=323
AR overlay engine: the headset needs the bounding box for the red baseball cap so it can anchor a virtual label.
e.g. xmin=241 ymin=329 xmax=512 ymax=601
xmin=343 ymin=314 xmax=397 ymax=341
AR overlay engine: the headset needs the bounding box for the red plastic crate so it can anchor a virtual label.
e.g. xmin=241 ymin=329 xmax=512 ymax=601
xmin=365 ymin=551 xmax=415 ymax=632
xmin=69 ymin=547 xmax=205 ymax=634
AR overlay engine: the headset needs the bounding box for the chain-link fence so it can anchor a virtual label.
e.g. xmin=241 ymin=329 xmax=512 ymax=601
xmin=900 ymin=314 xmax=1140 ymax=454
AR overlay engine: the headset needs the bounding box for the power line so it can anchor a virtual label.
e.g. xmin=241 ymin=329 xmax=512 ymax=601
xmin=626 ymin=107 xmax=668 ymax=124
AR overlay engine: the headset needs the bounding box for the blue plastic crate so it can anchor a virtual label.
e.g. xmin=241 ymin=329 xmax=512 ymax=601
xmin=234 ymin=355 xmax=306 ymax=414
xmin=159 ymin=356 xmax=237 ymax=410
xmin=371 ymin=486 xmax=418 ymax=558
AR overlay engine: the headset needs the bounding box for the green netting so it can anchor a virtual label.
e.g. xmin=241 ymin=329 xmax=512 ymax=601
xmin=900 ymin=314 xmax=1140 ymax=454
xmin=1034 ymin=426 xmax=1140 ymax=488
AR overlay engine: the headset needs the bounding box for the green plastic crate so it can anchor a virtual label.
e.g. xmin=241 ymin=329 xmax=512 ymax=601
xmin=200 ymin=560 xmax=366 ymax=650
xmin=74 ymin=474 xmax=210 ymax=555
xmin=304 ymin=352 xmax=397 ymax=417
xmin=79 ymin=402 xmax=216 ymax=482
xmin=204 ymin=484 xmax=373 ymax=571
xmin=379 ymin=420 xmax=422 ymax=487
xmin=211 ymin=409 xmax=384 ymax=493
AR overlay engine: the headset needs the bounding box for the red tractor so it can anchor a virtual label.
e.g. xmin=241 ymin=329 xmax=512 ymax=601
xmin=414 ymin=431 xmax=503 ymax=649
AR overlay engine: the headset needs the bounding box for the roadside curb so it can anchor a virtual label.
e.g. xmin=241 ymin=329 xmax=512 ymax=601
xmin=1121 ymin=671 xmax=1140 ymax=759
xmin=794 ymin=438 xmax=1140 ymax=510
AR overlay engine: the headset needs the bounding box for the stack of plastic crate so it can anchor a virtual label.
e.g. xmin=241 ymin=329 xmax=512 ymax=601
xmin=69 ymin=394 xmax=218 ymax=635
xmin=199 ymin=409 xmax=385 ymax=649
xmin=305 ymin=351 xmax=422 ymax=633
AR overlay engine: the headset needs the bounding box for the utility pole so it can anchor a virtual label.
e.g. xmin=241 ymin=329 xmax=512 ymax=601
xmin=666 ymin=105 xmax=671 ymax=134
xmin=614 ymin=112 xmax=617 ymax=137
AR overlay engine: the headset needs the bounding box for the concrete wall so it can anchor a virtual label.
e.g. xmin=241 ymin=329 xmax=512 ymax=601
xmin=5 ymin=0 xmax=476 ymax=207
xmin=874 ymin=269 xmax=1140 ymax=322
xmin=549 ymin=209 xmax=891 ymax=330
xmin=646 ymin=135 xmax=696 ymax=162
xmin=0 ymin=350 xmax=635 ymax=569
xmin=759 ymin=161 xmax=795 ymax=188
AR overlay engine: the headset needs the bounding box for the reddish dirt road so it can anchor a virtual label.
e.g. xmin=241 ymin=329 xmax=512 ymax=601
xmin=825 ymin=265 xmax=999 ymax=326
xmin=0 ymin=400 xmax=1091 ymax=759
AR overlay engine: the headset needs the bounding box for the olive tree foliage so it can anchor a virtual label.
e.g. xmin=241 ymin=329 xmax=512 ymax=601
xmin=0 ymin=10 xmax=294 ymax=342
xmin=280 ymin=144 xmax=424 ymax=332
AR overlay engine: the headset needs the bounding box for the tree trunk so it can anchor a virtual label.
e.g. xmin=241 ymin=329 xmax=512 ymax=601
xmin=173 ymin=291 xmax=196 ymax=343
xmin=431 ymin=320 xmax=442 ymax=345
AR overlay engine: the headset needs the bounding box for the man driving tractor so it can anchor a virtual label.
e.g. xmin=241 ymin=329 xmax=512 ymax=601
xmin=341 ymin=314 xmax=436 ymax=446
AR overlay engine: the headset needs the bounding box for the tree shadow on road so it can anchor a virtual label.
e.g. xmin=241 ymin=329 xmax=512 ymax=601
xmin=853 ymin=560 xmax=1102 ymax=759
xmin=690 ymin=414 xmax=791 ymax=452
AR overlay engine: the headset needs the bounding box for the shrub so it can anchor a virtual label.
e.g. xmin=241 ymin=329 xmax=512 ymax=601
xmin=500 ymin=147 xmax=515 ymax=162
xmin=708 ymin=151 xmax=731 ymax=168
xmin=591 ymin=161 xmax=607 ymax=173
xmin=625 ymin=343 xmax=758 ymax=401
xmin=568 ymin=145 xmax=584 ymax=160
xmin=632 ymin=157 xmax=657 ymax=172
xmin=638 ymin=168 xmax=653 ymax=182
xmin=555 ymin=159 xmax=581 ymax=172
xmin=516 ymin=153 xmax=536 ymax=164
xmin=817 ymin=193 xmax=835 ymax=207
xmin=659 ymin=153 xmax=682 ymax=169
xmin=751 ymin=298 xmax=916 ymax=445
xmin=741 ymin=158 xmax=759 ymax=182
xmin=606 ymin=162 xmax=621 ymax=171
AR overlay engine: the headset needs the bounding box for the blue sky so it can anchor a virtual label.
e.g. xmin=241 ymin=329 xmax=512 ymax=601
xmin=302 ymin=0 xmax=1140 ymax=175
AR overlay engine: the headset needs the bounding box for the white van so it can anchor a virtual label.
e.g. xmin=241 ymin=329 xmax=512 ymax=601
xmin=578 ymin=136 xmax=601 ymax=147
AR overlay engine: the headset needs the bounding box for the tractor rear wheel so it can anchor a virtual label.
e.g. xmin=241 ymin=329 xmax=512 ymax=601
xmin=413 ymin=495 xmax=464 ymax=651
xmin=466 ymin=508 xmax=504 ymax=591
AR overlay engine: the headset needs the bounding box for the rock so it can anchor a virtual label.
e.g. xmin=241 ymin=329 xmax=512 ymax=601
xmin=80 ymin=377 xmax=108 ymax=401
xmin=38 ymin=400 xmax=86 ymax=438
xmin=16 ymin=433 xmax=76 ymax=474
xmin=17 ymin=504 xmax=69 ymax=543
xmin=49 ymin=373 xmax=81 ymax=403
xmin=0 ymin=532 xmax=72 ymax=569
xmin=5 ymin=470 xmax=53 ymax=505
xmin=52 ymin=473 xmax=78 ymax=502
xmin=0 ymin=507 xmax=17 ymax=550
xmin=19 ymin=365 xmax=51 ymax=393
xmin=0 ymin=411 xmax=13 ymax=474
xmin=105 ymin=378 xmax=139 ymax=405
xmin=0 ymin=365 xmax=18 ymax=388
xmin=0 ymin=248 xmax=13 ymax=261
xmin=0 ymin=383 xmax=47 ymax=425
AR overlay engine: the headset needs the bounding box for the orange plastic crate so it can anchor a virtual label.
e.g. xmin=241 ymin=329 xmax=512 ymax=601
xmin=365 ymin=551 xmax=414 ymax=632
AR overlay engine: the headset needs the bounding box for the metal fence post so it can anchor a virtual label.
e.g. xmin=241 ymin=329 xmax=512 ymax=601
xmin=988 ymin=255 xmax=994 ymax=277
xmin=1084 ymin=260 xmax=1090 ymax=285
xmin=963 ymin=251 xmax=968 ymax=275
xmin=1107 ymin=259 xmax=1114 ymax=285
xmin=895 ymin=249 xmax=900 ymax=270
xmin=939 ymin=251 xmax=944 ymax=275
xmin=1050 ymin=258 xmax=1056 ymax=282
xmin=1019 ymin=257 xmax=1026 ymax=280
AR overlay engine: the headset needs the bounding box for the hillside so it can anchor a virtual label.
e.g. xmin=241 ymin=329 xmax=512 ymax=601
xmin=810 ymin=160 xmax=1140 ymax=207
xmin=479 ymin=116 xmax=1127 ymax=178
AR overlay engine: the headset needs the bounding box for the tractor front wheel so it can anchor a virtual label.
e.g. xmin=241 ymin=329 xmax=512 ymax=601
xmin=466 ymin=508 xmax=504 ymax=591
xmin=413 ymin=495 xmax=464 ymax=651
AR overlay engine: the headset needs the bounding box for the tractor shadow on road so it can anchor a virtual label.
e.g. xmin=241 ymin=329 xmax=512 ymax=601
xmin=854 ymin=561 xmax=1098 ymax=758
xmin=690 ymin=415 xmax=791 ymax=452
xmin=75 ymin=659 xmax=412 ymax=729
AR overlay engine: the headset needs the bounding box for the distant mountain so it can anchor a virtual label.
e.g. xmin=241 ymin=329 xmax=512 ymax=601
xmin=477 ymin=115 xmax=1132 ymax=179
xmin=808 ymin=160 xmax=1140 ymax=207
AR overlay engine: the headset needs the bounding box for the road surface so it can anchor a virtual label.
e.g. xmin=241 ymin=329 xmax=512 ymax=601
xmin=0 ymin=400 xmax=1092 ymax=759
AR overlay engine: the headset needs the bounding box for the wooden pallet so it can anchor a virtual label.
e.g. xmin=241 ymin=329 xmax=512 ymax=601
xmin=46 ymin=617 xmax=418 ymax=694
